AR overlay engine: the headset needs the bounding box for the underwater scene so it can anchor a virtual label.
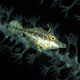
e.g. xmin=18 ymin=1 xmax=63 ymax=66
xmin=0 ymin=0 xmax=80 ymax=80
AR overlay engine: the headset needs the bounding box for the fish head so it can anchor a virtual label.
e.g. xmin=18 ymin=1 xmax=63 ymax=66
xmin=46 ymin=34 xmax=67 ymax=49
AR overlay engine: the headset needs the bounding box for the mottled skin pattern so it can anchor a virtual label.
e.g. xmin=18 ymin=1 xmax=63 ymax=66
xmin=8 ymin=20 xmax=67 ymax=53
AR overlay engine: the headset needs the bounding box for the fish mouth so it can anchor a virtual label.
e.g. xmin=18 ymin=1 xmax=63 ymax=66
xmin=60 ymin=43 xmax=67 ymax=48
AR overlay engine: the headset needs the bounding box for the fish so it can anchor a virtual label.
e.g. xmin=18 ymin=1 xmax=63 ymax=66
xmin=24 ymin=27 xmax=67 ymax=51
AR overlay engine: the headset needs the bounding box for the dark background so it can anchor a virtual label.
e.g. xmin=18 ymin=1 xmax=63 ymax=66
xmin=0 ymin=0 xmax=80 ymax=34
xmin=0 ymin=0 xmax=80 ymax=80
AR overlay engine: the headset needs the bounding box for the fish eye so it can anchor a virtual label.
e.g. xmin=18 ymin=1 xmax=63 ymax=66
xmin=50 ymin=36 xmax=56 ymax=40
